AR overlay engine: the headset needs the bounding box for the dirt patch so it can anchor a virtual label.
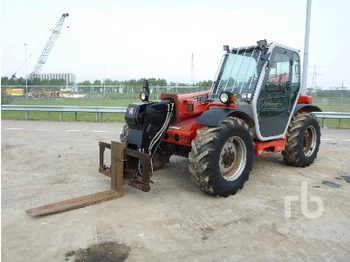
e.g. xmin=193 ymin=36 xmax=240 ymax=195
xmin=65 ymin=241 xmax=130 ymax=262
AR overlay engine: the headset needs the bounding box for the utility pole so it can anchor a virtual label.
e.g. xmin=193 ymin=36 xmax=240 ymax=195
xmin=301 ymin=0 xmax=312 ymax=95
xmin=101 ymin=67 xmax=105 ymax=106
xmin=190 ymin=53 xmax=194 ymax=85
xmin=103 ymin=67 xmax=106 ymax=99
xmin=24 ymin=43 xmax=28 ymax=95
xmin=311 ymin=65 xmax=323 ymax=97
xmin=340 ymin=81 xmax=344 ymax=111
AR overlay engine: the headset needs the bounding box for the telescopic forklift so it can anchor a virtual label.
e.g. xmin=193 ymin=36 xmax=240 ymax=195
xmin=27 ymin=40 xmax=321 ymax=216
xmin=119 ymin=39 xmax=321 ymax=196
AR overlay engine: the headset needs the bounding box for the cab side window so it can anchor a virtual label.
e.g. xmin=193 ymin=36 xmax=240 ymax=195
xmin=258 ymin=50 xmax=300 ymax=118
xmin=290 ymin=52 xmax=300 ymax=104
xmin=266 ymin=53 xmax=290 ymax=93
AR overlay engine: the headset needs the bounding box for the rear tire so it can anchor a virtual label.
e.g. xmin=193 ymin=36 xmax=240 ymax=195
xmin=120 ymin=124 xmax=171 ymax=170
xmin=119 ymin=124 xmax=129 ymax=143
xmin=282 ymin=113 xmax=321 ymax=167
xmin=188 ymin=117 xmax=253 ymax=197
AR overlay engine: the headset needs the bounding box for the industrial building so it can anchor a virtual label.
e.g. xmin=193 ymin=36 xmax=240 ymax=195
xmin=35 ymin=73 xmax=76 ymax=85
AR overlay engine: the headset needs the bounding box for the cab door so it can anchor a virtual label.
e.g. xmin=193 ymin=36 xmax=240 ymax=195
xmin=257 ymin=47 xmax=300 ymax=137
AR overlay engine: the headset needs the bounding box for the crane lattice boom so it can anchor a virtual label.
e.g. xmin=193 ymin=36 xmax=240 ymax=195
xmin=30 ymin=13 xmax=69 ymax=79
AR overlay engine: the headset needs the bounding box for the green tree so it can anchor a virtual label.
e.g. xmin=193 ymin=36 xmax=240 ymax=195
xmin=104 ymin=78 xmax=115 ymax=85
xmin=93 ymin=80 xmax=102 ymax=85
xmin=40 ymin=79 xmax=50 ymax=85
xmin=17 ymin=77 xmax=26 ymax=85
xmin=78 ymin=80 xmax=92 ymax=85
xmin=196 ymin=80 xmax=213 ymax=87
xmin=1 ymin=76 xmax=9 ymax=85
xmin=148 ymin=78 xmax=167 ymax=86
xmin=49 ymin=78 xmax=65 ymax=85
xmin=31 ymin=78 xmax=42 ymax=85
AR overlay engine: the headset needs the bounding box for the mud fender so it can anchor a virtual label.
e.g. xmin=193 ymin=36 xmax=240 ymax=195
xmin=294 ymin=104 xmax=322 ymax=114
xmin=197 ymin=107 xmax=254 ymax=127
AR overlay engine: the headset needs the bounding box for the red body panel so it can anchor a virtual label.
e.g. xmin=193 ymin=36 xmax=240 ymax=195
xmin=254 ymin=138 xmax=286 ymax=156
xmin=161 ymin=92 xmax=308 ymax=156
xmin=297 ymin=95 xmax=313 ymax=104
xmin=164 ymin=118 xmax=202 ymax=147
xmin=161 ymin=91 xmax=209 ymax=147
xmin=161 ymin=91 xmax=210 ymax=122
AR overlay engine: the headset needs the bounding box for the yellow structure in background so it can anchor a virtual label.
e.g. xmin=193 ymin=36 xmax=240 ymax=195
xmin=5 ymin=88 xmax=25 ymax=96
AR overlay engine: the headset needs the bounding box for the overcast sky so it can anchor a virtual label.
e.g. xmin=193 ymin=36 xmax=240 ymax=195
xmin=1 ymin=0 xmax=350 ymax=87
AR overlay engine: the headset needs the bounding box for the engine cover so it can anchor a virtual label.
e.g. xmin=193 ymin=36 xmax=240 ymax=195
xmin=125 ymin=100 xmax=174 ymax=153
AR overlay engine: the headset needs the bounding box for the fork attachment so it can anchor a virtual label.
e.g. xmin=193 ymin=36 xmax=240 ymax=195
xmin=99 ymin=141 xmax=153 ymax=192
xmin=26 ymin=141 xmax=126 ymax=217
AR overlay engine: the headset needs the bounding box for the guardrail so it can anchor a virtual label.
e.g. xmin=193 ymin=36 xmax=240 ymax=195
xmin=2 ymin=105 xmax=349 ymax=127
xmin=1 ymin=105 xmax=127 ymax=122
xmin=313 ymin=112 xmax=350 ymax=128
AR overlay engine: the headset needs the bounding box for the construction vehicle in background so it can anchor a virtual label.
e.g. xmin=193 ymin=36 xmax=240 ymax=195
xmin=29 ymin=13 xmax=69 ymax=79
xmin=5 ymin=88 xmax=25 ymax=96
xmin=30 ymin=89 xmax=71 ymax=98
xmin=27 ymin=40 xmax=321 ymax=216
xmin=5 ymin=87 xmax=84 ymax=98
xmin=11 ymin=13 xmax=69 ymax=94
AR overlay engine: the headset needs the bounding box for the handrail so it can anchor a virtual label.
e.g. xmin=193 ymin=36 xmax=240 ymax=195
xmin=313 ymin=112 xmax=350 ymax=128
xmin=2 ymin=105 xmax=349 ymax=127
xmin=1 ymin=105 xmax=127 ymax=121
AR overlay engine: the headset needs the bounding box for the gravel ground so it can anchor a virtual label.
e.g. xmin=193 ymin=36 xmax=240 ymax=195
xmin=1 ymin=120 xmax=350 ymax=261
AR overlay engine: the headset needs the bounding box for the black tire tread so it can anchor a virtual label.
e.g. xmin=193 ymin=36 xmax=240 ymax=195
xmin=282 ymin=113 xmax=320 ymax=167
xmin=189 ymin=117 xmax=253 ymax=196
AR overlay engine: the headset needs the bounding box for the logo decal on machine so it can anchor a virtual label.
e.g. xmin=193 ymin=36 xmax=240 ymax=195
xmin=128 ymin=107 xmax=134 ymax=115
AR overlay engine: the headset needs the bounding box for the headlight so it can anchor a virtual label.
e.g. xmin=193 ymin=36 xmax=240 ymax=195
xmin=139 ymin=92 xmax=148 ymax=101
xmin=219 ymin=92 xmax=236 ymax=104
xmin=219 ymin=92 xmax=229 ymax=103
xmin=241 ymin=93 xmax=252 ymax=100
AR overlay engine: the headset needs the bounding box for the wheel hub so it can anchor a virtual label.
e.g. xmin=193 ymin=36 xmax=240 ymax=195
xmin=304 ymin=131 xmax=310 ymax=146
xmin=221 ymin=147 xmax=235 ymax=168
xmin=219 ymin=136 xmax=246 ymax=181
xmin=303 ymin=125 xmax=317 ymax=157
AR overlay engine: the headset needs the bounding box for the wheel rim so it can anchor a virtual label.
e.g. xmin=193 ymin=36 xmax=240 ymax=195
xmin=219 ymin=136 xmax=247 ymax=181
xmin=303 ymin=125 xmax=317 ymax=157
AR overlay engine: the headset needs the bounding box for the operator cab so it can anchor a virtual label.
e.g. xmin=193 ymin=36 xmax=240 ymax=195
xmin=210 ymin=40 xmax=301 ymax=140
xmin=210 ymin=42 xmax=268 ymax=102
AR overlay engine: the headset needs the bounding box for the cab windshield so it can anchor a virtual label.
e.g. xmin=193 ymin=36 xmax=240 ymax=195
xmin=210 ymin=48 xmax=265 ymax=100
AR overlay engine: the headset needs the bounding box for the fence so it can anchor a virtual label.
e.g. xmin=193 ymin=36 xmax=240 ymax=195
xmin=2 ymin=105 xmax=350 ymax=129
xmin=2 ymin=85 xmax=350 ymax=115
xmin=312 ymin=89 xmax=350 ymax=112
xmin=313 ymin=112 xmax=350 ymax=128
xmin=2 ymin=85 xmax=349 ymax=103
xmin=1 ymin=85 xmax=209 ymax=106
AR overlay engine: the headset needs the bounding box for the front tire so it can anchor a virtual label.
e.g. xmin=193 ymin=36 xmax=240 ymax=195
xmin=282 ymin=113 xmax=321 ymax=167
xmin=188 ymin=117 xmax=254 ymax=197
